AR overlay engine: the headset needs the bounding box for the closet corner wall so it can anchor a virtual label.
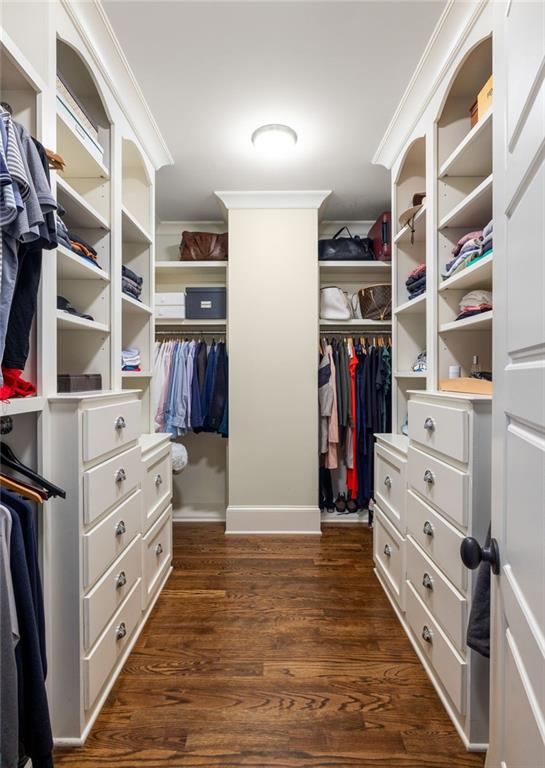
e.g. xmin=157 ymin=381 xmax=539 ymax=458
xmin=372 ymin=0 xmax=494 ymax=752
xmin=1 ymin=1 xmax=173 ymax=744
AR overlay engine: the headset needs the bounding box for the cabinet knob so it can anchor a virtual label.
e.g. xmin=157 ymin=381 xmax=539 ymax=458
xmin=423 ymin=469 xmax=435 ymax=485
xmin=422 ymin=625 xmax=433 ymax=644
xmin=155 ymin=543 xmax=163 ymax=557
xmin=114 ymin=415 xmax=126 ymax=430
xmin=422 ymin=572 xmax=434 ymax=590
xmin=424 ymin=417 xmax=435 ymax=432
xmin=115 ymin=571 xmax=127 ymax=589
xmin=383 ymin=475 xmax=392 ymax=489
xmin=423 ymin=520 xmax=434 ymax=537
xmin=383 ymin=544 xmax=392 ymax=558
xmin=460 ymin=536 xmax=500 ymax=575
xmin=114 ymin=468 xmax=127 ymax=483
xmin=114 ymin=520 xmax=126 ymax=537
xmin=154 ymin=473 xmax=163 ymax=487
xmin=115 ymin=622 xmax=127 ymax=640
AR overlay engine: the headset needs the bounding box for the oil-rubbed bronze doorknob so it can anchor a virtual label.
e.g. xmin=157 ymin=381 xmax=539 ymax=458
xmin=460 ymin=536 xmax=500 ymax=575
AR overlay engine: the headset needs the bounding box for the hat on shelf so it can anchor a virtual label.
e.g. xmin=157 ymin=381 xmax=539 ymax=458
xmin=398 ymin=192 xmax=426 ymax=229
xmin=171 ymin=442 xmax=188 ymax=474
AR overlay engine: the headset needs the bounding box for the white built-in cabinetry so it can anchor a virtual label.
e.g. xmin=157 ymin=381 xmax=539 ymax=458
xmin=372 ymin=1 xmax=494 ymax=752
xmin=1 ymin=1 xmax=173 ymax=745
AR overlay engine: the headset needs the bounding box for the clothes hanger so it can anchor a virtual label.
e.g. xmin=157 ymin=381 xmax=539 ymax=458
xmin=0 ymin=465 xmax=49 ymax=498
xmin=0 ymin=443 xmax=66 ymax=498
xmin=0 ymin=475 xmax=44 ymax=504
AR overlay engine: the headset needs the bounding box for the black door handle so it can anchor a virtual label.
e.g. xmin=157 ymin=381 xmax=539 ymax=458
xmin=460 ymin=536 xmax=500 ymax=575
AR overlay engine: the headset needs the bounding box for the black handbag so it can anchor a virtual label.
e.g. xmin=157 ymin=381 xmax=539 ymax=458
xmin=318 ymin=226 xmax=374 ymax=261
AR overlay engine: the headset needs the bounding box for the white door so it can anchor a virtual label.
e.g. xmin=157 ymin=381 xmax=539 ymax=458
xmin=487 ymin=2 xmax=545 ymax=766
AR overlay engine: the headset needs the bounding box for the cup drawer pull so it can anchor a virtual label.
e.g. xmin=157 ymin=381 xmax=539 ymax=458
xmin=423 ymin=521 xmax=434 ymax=537
xmin=383 ymin=475 xmax=392 ymax=489
xmin=154 ymin=473 xmax=163 ymax=487
xmin=115 ymin=468 xmax=127 ymax=483
xmin=115 ymin=571 xmax=127 ymax=589
xmin=423 ymin=469 xmax=435 ymax=485
xmin=115 ymin=622 xmax=127 ymax=640
xmin=114 ymin=416 xmax=126 ymax=430
xmin=422 ymin=625 xmax=433 ymax=644
xmin=114 ymin=520 xmax=126 ymax=537
xmin=424 ymin=417 xmax=435 ymax=432
xmin=422 ymin=572 xmax=434 ymax=590
xmin=155 ymin=543 xmax=163 ymax=557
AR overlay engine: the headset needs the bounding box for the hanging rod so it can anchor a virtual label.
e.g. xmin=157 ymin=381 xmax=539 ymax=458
xmin=155 ymin=330 xmax=225 ymax=336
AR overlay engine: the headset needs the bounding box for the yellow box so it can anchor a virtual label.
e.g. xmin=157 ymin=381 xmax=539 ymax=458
xmin=477 ymin=75 xmax=493 ymax=119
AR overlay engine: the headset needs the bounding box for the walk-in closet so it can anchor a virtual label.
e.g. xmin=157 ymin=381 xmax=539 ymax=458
xmin=1 ymin=1 xmax=543 ymax=767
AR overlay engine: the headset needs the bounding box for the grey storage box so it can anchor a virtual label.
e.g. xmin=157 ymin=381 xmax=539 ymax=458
xmin=185 ymin=287 xmax=226 ymax=320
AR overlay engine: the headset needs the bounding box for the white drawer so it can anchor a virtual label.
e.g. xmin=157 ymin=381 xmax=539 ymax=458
xmin=143 ymin=505 xmax=172 ymax=606
xmin=155 ymin=292 xmax=184 ymax=307
xmin=407 ymin=490 xmax=466 ymax=593
xmin=83 ymin=535 xmax=142 ymax=650
xmin=155 ymin=304 xmax=185 ymax=319
xmin=83 ymin=490 xmax=142 ymax=588
xmin=142 ymin=448 xmax=172 ymax=532
xmin=83 ymin=578 xmax=142 ymax=710
xmin=83 ymin=399 xmax=141 ymax=463
xmin=83 ymin=445 xmax=141 ymax=526
xmin=406 ymin=535 xmax=467 ymax=654
xmin=375 ymin=444 xmax=406 ymax=533
xmin=405 ymin=580 xmax=467 ymax=714
xmin=373 ymin=507 xmax=404 ymax=608
xmin=408 ymin=400 xmax=469 ymax=464
xmin=408 ymin=445 xmax=469 ymax=529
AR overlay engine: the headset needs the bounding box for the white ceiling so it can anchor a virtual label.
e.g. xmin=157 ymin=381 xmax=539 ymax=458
xmin=103 ymin=0 xmax=445 ymax=222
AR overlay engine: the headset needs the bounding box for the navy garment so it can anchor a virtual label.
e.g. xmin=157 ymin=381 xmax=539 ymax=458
xmin=197 ymin=342 xmax=217 ymax=432
xmin=189 ymin=341 xmax=204 ymax=429
xmin=207 ymin=342 xmax=227 ymax=432
xmin=218 ymin=347 xmax=229 ymax=438
xmin=3 ymin=494 xmax=53 ymax=768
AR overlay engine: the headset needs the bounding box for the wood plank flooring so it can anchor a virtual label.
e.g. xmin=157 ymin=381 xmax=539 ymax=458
xmin=55 ymin=523 xmax=486 ymax=767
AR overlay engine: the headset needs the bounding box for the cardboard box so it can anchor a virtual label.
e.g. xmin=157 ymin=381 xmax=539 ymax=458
xmin=477 ymin=75 xmax=493 ymax=120
xmin=439 ymin=377 xmax=493 ymax=396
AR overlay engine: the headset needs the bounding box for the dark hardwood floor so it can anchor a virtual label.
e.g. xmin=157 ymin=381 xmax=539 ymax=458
xmin=55 ymin=523 xmax=486 ymax=767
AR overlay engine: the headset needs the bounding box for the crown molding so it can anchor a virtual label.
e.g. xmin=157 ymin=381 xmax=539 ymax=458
xmin=373 ymin=0 xmax=490 ymax=170
xmin=215 ymin=190 xmax=331 ymax=218
xmin=61 ymin=0 xmax=173 ymax=170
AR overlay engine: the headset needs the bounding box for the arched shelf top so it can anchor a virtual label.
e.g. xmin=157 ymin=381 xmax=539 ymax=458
xmin=436 ymin=35 xmax=492 ymax=169
xmin=0 ymin=41 xmax=40 ymax=134
xmin=394 ymin=135 xmax=426 ymax=187
xmin=56 ymin=38 xmax=111 ymax=127
xmin=121 ymin=137 xmax=152 ymax=242
xmin=122 ymin=137 xmax=152 ymax=188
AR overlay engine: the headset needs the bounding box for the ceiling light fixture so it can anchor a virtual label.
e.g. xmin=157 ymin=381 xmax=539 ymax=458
xmin=251 ymin=124 xmax=297 ymax=155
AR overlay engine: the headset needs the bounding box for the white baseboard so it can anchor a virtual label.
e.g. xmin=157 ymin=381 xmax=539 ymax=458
xmin=172 ymin=503 xmax=226 ymax=522
xmin=226 ymin=505 xmax=321 ymax=534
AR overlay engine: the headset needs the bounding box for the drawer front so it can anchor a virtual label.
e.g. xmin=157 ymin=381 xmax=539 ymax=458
xmin=83 ymin=535 xmax=142 ymax=650
xmin=84 ymin=445 xmax=141 ymax=526
xmin=373 ymin=507 xmax=404 ymax=607
xmin=155 ymin=292 xmax=184 ymax=307
xmin=143 ymin=505 xmax=172 ymax=605
xmin=408 ymin=400 xmax=469 ymax=464
xmin=407 ymin=490 xmax=466 ymax=592
xmin=83 ymin=399 xmax=141 ymax=463
xmin=83 ymin=490 xmax=142 ymax=588
xmin=156 ymin=304 xmax=185 ymax=319
xmin=406 ymin=536 xmax=467 ymax=654
xmin=408 ymin=445 xmax=469 ymax=528
xmin=143 ymin=449 xmax=172 ymax=532
xmin=405 ymin=581 xmax=467 ymax=714
xmin=83 ymin=579 xmax=142 ymax=710
xmin=375 ymin=445 xmax=406 ymax=532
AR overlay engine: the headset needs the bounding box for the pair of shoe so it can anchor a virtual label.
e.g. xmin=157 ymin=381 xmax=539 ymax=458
xmin=333 ymin=493 xmax=359 ymax=515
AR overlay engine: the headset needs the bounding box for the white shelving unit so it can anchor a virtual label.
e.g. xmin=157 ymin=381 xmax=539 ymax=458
xmin=56 ymin=310 xmax=110 ymax=333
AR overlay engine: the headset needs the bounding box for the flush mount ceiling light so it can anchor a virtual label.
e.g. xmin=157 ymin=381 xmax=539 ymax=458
xmin=251 ymin=124 xmax=298 ymax=155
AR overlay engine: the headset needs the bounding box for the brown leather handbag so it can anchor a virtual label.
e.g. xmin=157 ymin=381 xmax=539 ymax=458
xmin=180 ymin=231 xmax=228 ymax=261
xmin=356 ymin=285 xmax=392 ymax=321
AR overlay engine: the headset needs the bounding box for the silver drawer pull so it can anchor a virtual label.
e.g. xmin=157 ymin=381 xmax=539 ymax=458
xmin=383 ymin=475 xmax=392 ymax=489
xmin=424 ymin=417 xmax=435 ymax=432
xmin=114 ymin=415 xmax=126 ymax=430
xmin=383 ymin=544 xmax=392 ymax=558
xmin=115 ymin=571 xmax=127 ymax=589
xmin=422 ymin=625 xmax=433 ymax=644
xmin=115 ymin=468 xmax=127 ymax=483
xmin=423 ymin=520 xmax=434 ymax=537
xmin=114 ymin=520 xmax=126 ymax=537
xmin=115 ymin=622 xmax=127 ymax=640
xmin=154 ymin=473 xmax=163 ymax=487
xmin=155 ymin=543 xmax=163 ymax=557
xmin=423 ymin=469 xmax=435 ymax=485
xmin=422 ymin=572 xmax=434 ymax=590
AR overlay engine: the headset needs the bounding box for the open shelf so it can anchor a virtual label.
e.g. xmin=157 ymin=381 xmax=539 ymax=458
xmin=320 ymin=319 xmax=391 ymax=329
xmin=439 ymin=108 xmax=493 ymax=178
xmin=439 ymin=174 xmax=493 ymax=230
xmin=440 ymin=252 xmax=493 ymax=292
xmin=156 ymin=261 xmax=227 ymax=280
xmin=56 ymin=108 xmax=109 ymax=180
xmin=395 ymin=293 xmax=426 ymax=316
xmin=439 ymin=310 xmax=493 ymax=333
xmin=122 ymin=293 xmax=153 ymax=315
xmin=56 ymin=310 xmax=110 ymax=333
xmin=122 ymin=370 xmax=152 ymax=378
xmin=394 ymin=203 xmax=426 ymax=244
xmin=319 ymin=260 xmax=391 ymax=277
xmin=56 ymin=244 xmax=110 ymax=282
xmin=0 ymin=397 xmax=46 ymax=416
xmin=122 ymin=205 xmax=152 ymax=244
xmin=394 ymin=371 xmax=427 ymax=379
xmin=155 ymin=317 xmax=227 ymax=327
xmin=56 ymin=176 xmax=109 ymax=230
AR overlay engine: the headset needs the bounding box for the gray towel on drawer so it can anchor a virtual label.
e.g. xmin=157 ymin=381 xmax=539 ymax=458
xmin=466 ymin=524 xmax=491 ymax=658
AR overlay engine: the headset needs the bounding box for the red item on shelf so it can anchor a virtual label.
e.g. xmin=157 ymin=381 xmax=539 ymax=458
xmin=2 ymin=368 xmax=37 ymax=398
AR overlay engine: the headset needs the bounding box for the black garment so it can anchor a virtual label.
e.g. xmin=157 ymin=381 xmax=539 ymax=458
xmin=196 ymin=341 xmax=208 ymax=394
xmin=467 ymin=524 xmax=491 ymax=657
xmin=2 ymin=492 xmax=53 ymax=768
xmin=207 ymin=342 xmax=227 ymax=431
xmin=319 ymin=465 xmax=334 ymax=510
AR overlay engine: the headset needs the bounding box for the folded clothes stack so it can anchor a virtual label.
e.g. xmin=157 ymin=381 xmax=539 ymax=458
xmin=122 ymin=347 xmax=141 ymax=372
xmin=443 ymin=219 xmax=493 ymax=280
xmin=406 ymin=263 xmax=426 ymax=300
xmin=456 ymin=289 xmax=493 ymax=321
xmin=57 ymin=215 xmax=102 ymax=269
xmin=122 ymin=264 xmax=143 ymax=301
xmin=57 ymin=295 xmax=94 ymax=321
